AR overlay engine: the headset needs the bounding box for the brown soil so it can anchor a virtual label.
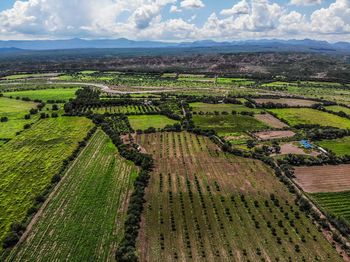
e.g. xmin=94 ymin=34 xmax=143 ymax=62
xmin=254 ymin=130 xmax=295 ymax=140
xmin=254 ymin=98 xmax=317 ymax=107
xmin=294 ymin=164 xmax=350 ymax=193
xmin=254 ymin=113 xmax=289 ymax=128
xmin=279 ymin=143 xmax=320 ymax=157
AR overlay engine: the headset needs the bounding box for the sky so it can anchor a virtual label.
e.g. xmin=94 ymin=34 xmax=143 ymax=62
xmin=0 ymin=0 xmax=349 ymax=42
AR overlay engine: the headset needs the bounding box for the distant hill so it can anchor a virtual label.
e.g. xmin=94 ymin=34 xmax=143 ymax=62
xmin=0 ymin=38 xmax=349 ymax=53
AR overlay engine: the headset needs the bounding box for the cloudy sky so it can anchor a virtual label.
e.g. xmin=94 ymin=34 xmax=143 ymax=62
xmin=0 ymin=0 xmax=349 ymax=42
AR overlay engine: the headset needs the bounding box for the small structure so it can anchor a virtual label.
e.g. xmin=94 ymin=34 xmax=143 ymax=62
xmin=300 ymin=140 xmax=312 ymax=149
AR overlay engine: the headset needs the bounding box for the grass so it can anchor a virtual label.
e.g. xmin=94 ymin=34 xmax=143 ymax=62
xmin=325 ymin=105 xmax=350 ymax=115
xmin=1 ymin=73 xmax=56 ymax=80
xmin=318 ymin=137 xmax=350 ymax=156
xmin=269 ymin=108 xmax=350 ymax=129
xmin=189 ymin=102 xmax=262 ymax=113
xmin=4 ymin=88 xmax=79 ymax=102
xmin=128 ymin=115 xmax=178 ymax=130
xmin=312 ymin=191 xmax=350 ymax=224
xmin=0 ymin=117 xmax=93 ymax=250
xmin=8 ymin=129 xmax=137 ymax=261
xmin=0 ymin=97 xmax=38 ymax=139
xmin=135 ymin=132 xmax=340 ymax=261
xmin=192 ymin=114 xmax=269 ymax=135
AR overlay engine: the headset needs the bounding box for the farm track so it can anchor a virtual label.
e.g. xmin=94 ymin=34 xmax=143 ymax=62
xmin=8 ymin=129 xmax=137 ymax=261
xmin=136 ymin=131 xmax=341 ymax=262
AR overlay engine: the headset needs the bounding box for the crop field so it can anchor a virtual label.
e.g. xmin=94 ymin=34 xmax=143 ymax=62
xmin=0 ymin=73 xmax=60 ymax=80
xmin=0 ymin=117 xmax=93 ymax=250
xmin=254 ymin=130 xmax=295 ymax=140
xmin=192 ymin=114 xmax=269 ymax=135
xmin=254 ymin=113 xmax=289 ymax=128
xmin=253 ymin=98 xmax=317 ymax=107
xmin=325 ymin=105 xmax=350 ymax=115
xmin=92 ymin=105 xmax=160 ymax=114
xmin=269 ymin=108 xmax=350 ymax=129
xmin=189 ymin=102 xmax=262 ymax=113
xmin=8 ymin=129 xmax=137 ymax=261
xmin=4 ymin=88 xmax=79 ymax=102
xmin=311 ymin=191 xmax=350 ymax=225
xmin=135 ymin=132 xmax=340 ymax=261
xmin=318 ymin=137 xmax=350 ymax=156
xmin=294 ymin=165 xmax=350 ymax=193
xmin=128 ymin=115 xmax=178 ymax=130
xmin=0 ymin=97 xmax=38 ymax=139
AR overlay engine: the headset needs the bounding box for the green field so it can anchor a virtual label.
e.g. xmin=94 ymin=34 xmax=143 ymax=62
xmin=0 ymin=117 xmax=93 ymax=250
xmin=128 ymin=115 xmax=178 ymax=130
xmin=190 ymin=102 xmax=261 ymax=113
xmin=92 ymin=105 xmax=160 ymax=114
xmin=4 ymin=88 xmax=79 ymax=102
xmin=325 ymin=105 xmax=350 ymax=115
xmin=312 ymin=191 xmax=350 ymax=224
xmin=8 ymin=129 xmax=137 ymax=261
xmin=1 ymin=73 xmax=57 ymax=80
xmin=192 ymin=114 xmax=268 ymax=135
xmin=318 ymin=137 xmax=350 ymax=156
xmin=269 ymin=108 xmax=350 ymax=129
xmin=0 ymin=97 xmax=38 ymax=139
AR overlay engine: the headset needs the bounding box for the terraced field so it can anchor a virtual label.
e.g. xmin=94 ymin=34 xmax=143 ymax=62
xmin=318 ymin=137 xmax=350 ymax=156
xmin=92 ymin=105 xmax=160 ymax=114
xmin=325 ymin=105 xmax=350 ymax=115
xmin=0 ymin=117 xmax=93 ymax=251
xmin=8 ymin=129 xmax=137 ymax=261
xmin=4 ymin=88 xmax=79 ymax=102
xmin=135 ymin=132 xmax=340 ymax=261
xmin=269 ymin=108 xmax=350 ymax=129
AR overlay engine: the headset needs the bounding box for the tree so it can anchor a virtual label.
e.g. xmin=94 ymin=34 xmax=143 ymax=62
xmin=29 ymin=108 xmax=38 ymax=115
xmin=52 ymin=104 xmax=59 ymax=111
xmin=0 ymin=116 xmax=8 ymax=122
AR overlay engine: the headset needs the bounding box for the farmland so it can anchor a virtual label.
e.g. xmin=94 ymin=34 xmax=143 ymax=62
xmin=318 ymin=137 xmax=350 ymax=156
xmin=189 ymin=102 xmax=262 ymax=113
xmin=92 ymin=105 xmax=160 ymax=114
xmin=294 ymin=165 xmax=350 ymax=193
xmin=3 ymin=88 xmax=79 ymax=102
xmin=254 ymin=113 xmax=289 ymax=128
xmin=325 ymin=105 xmax=350 ymax=115
xmin=254 ymin=130 xmax=295 ymax=140
xmin=253 ymin=98 xmax=317 ymax=107
xmin=8 ymin=129 xmax=137 ymax=261
xmin=0 ymin=97 xmax=38 ymax=139
xmin=192 ymin=114 xmax=269 ymax=135
xmin=269 ymin=108 xmax=350 ymax=129
xmin=135 ymin=132 xmax=340 ymax=261
xmin=128 ymin=115 xmax=178 ymax=130
xmin=0 ymin=117 xmax=93 ymax=251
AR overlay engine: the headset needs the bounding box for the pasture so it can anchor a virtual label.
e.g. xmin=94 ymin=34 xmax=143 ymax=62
xmin=4 ymin=88 xmax=79 ymax=102
xmin=135 ymin=132 xmax=340 ymax=261
xmin=189 ymin=102 xmax=261 ymax=113
xmin=8 ymin=129 xmax=137 ymax=261
xmin=318 ymin=137 xmax=350 ymax=156
xmin=128 ymin=115 xmax=178 ymax=130
xmin=0 ymin=97 xmax=38 ymax=139
xmin=0 ymin=117 xmax=93 ymax=251
xmin=192 ymin=114 xmax=269 ymax=135
xmin=325 ymin=105 xmax=350 ymax=115
xmin=269 ymin=108 xmax=350 ymax=129
xmin=294 ymin=165 xmax=350 ymax=193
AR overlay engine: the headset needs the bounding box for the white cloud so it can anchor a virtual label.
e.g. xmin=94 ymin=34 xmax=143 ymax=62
xmin=290 ymin=0 xmax=322 ymax=6
xmin=170 ymin=5 xmax=181 ymax=13
xmin=180 ymin=0 xmax=204 ymax=9
xmin=221 ymin=0 xmax=250 ymax=16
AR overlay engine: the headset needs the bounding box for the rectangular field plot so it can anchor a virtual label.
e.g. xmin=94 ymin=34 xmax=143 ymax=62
xmin=8 ymin=129 xmax=137 ymax=261
xmin=254 ymin=98 xmax=317 ymax=107
xmin=4 ymin=88 xmax=79 ymax=102
xmin=128 ymin=115 xmax=178 ymax=130
xmin=294 ymin=165 xmax=350 ymax=193
xmin=325 ymin=105 xmax=350 ymax=115
xmin=92 ymin=105 xmax=160 ymax=114
xmin=189 ymin=102 xmax=261 ymax=113
xmin=269 ymin=108 xmax=350 ymax=129
xmin=0 ymin=117 xmax=93 ymax=250
xmin=135 ymin=132 xmax=340 ymax=262
xmin=254 ymin=130 xmax=295 ymax=140
xmin=254 ymin=113 xmax=289 ymax=128
xmin=192 ymin=114 xmax=269 ymax=135
xmin=311 ymin=191 xmax=350 ymax=224
xmin=0 ymin=97 xmax=38 ymax=139
xmin=318 ymin=137 xmax=350 ymax=156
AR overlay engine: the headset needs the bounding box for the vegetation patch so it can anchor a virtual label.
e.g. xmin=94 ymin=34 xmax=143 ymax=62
xmin=128 ymin=115 xmax=178 ymax=130
xmin=254 ymin=113 xmax=289 ymax=128
xmin=318 ymin=137 xmax=350 ymax=156
xmin=92 ymin=105 xmax=160 ymax=115
xmin=4 ymin=88 xmax=79 ymax=102
xmin=189 ymin=102 xmax=261 ymax=113
xmin=254 ymin=98 xmax=317 ymax=107
xmin=325 ymin=105 xmax=350 ymax=115
xmin=8 ymin=129 xmax=137 ymax=261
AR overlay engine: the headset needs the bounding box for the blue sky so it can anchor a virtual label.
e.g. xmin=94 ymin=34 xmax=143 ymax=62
xmin=0 ymin=0 xmax=349 ymax=42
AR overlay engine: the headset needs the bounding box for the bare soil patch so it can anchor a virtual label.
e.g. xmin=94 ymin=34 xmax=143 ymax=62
xmin=294 ymin=165 xmax=350 ymax=193
xmin=254 ymin=130 xmax=295 ymax=140
xmin=279 ymin=143 xmax=320 ymax=156
xmin=254 ymin=113 xmax=288 ymax=128
xmin=254 ymin=98 xmax=317 ymax=107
